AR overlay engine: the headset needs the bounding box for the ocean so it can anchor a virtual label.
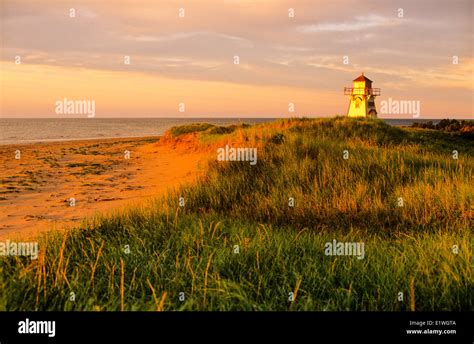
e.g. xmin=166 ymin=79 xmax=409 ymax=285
xmin=0 ymin=117 xmax=442 ymax=145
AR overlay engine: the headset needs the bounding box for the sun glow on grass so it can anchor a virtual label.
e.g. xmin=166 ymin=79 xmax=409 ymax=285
xmin=0 ymin=117 xmax=472 ymax=311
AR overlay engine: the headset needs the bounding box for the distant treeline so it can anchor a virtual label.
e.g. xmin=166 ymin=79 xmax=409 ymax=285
xmin=412 ymin=119 xmax=473 ymax=136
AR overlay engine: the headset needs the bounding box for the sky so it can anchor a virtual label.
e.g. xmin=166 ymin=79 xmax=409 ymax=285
xmin=0 ymin=0 xmax=472 ymax=118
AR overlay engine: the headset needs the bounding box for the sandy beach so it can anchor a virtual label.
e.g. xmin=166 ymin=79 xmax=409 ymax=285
xmin=0 ymin=136 xmax=208 ymax=240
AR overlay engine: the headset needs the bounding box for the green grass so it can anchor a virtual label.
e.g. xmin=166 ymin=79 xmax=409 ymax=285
xmin=169 ymin=123 xmax=215 ymax=137
xmin=169 ymin=122 xmax=249 ymax=138
xmin=0 ymin=117 xmax=472 ymax=311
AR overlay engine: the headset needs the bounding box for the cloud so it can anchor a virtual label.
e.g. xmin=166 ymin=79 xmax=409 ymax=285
xmin=272 ymin=45 xmax=314 ymax=53
xmin=297 ymin=14 xmax=402 ymax=33
xmin=124 ymin=31 xmax=253 ymax=47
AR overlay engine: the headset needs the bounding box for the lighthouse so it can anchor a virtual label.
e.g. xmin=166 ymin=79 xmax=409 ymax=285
xmin=344 ymin=73 xmax=380 ymax=118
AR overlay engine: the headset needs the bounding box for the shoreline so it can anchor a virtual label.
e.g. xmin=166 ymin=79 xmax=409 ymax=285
xmin=0 ymin=135 xmax=208 ymax=240
xmin=3 ymin=118 xmax=468 ymax=146
xmin=0 ymin=135 xmax=162 ymax=146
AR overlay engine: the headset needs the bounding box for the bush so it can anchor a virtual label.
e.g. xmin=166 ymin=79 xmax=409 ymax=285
xmin=412 ymin=119 xmax=473 ymax=134
xmin=206 ymin=126 xmax=235 ymax=135
xmin=169 ymin=123 xmax=215 ymax=137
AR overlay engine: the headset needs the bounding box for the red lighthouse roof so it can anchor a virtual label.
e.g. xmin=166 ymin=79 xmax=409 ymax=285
xmin=353 ymin=73 xmax=373 ymax=83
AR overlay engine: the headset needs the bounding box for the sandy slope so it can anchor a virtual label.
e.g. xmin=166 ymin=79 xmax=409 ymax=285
xmin=0 ymin=136 xmax=208 ymax=240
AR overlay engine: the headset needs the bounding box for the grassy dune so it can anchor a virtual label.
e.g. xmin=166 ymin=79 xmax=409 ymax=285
xmin=0 ymin=117 xmax=472 ymax=311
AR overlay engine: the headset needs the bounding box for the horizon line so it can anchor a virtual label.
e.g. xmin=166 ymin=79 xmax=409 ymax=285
xmin=1 ymin=116 xmax=472 ymax=120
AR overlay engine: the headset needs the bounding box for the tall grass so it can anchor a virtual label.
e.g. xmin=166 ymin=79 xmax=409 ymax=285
xmin=0 ymin=117 xmax=472 ymax=311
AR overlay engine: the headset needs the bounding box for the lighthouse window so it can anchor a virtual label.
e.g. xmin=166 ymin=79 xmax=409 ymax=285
xmin=355 ymin=98 xmax=360 ymax=108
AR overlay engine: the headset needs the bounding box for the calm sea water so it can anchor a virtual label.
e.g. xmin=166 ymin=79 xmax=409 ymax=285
xmin=0 ymin=118 xmax=274 ymax=144
xmin=0 ymin=118 xmax=439 ymax=145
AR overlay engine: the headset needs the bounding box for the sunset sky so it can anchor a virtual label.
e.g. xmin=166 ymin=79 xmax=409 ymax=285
xmin=1 ymin=0 xmax=472 ymax=118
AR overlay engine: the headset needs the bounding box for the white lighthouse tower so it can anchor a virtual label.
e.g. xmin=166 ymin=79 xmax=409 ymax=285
xmin=344 ymin=73 xmax=380 ymax=118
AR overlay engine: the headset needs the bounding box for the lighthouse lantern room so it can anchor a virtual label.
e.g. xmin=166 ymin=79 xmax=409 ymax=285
xmin=344 ymin=73 xmax=380 ymax=118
